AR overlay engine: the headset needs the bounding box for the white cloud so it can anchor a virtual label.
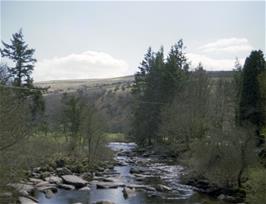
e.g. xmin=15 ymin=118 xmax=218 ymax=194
xmin=33 ymin=51 xmax=129 ymax=82
xmin=199 ymin=38 xmax=253 ymax=53
xmin=187 ymin=53 xmax=244 ymax=71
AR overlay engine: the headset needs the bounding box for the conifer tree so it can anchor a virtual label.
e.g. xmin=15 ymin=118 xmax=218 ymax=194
xmin=1 ymin=29 xmax=46 ymax=122
xmin=239 ymin=50 xmax=265 ymax=144
xmin=0 ymin=29 xmax=36 ymax=87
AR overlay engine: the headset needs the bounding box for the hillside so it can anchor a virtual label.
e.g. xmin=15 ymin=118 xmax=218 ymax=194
xmin=35 ymin=71 xmax=233 ymax=134
xmin=35 ymin=75 xmax=134 ymax=134
xmin=35 ymin=75 xmax=134 ymax=93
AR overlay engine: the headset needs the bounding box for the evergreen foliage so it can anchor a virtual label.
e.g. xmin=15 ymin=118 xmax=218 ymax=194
xmin=239 ymin=50 xmax=265 ymax=128
xmin=131 ymin=40 xmax=189 ymax=145
xmin=0 ymin=29 xmax=36 ymax=87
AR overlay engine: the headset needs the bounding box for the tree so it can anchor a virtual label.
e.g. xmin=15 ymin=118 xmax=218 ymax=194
xmin=239 ymin=50 xmax=265 ymax=133
xmin=190 ymin=79 xmax=256 ymax=189
xmin=61 ymin=93 xmax=83 ymax=152
xmin=131 ymin=40 xmax=189 ymax=145
xmin=131 ymin=47 xmax=156 ymax=145
xmin=1 ymin=29 xmax=46 ymax=123
xmin=80 ymin=106 xmax=106 ymax=163
xmin=0 ymin=63 xmax=10 ymax=85
xmin=258 ymin=69 xmax=266 ymax=134
xmin=233 ymin=58 xmax=243 ymax=124
xmin=159 ymin=64 xmax=209 ymax=151
xmin=162 ymin=39 xmax=189 ymax=102
xmin=0 ymin=29 xmax=36 ymax=87
xmin=0 ymin=87 xmax=31 ymax=152
xmin=0 ymin=86 xmax=32 ymax=201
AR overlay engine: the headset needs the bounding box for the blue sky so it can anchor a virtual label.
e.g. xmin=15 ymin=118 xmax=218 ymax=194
xmin=1 ymin=1 xmax=265 ymax=81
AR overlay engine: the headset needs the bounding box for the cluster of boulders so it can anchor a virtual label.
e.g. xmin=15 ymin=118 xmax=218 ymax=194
xmin=7 ymin=143 xmax=188 ymax=204
xmin=9 ymin=173 xmax=89 ymax=204
xmin=6 ymin=157 xmax=117 ymax=204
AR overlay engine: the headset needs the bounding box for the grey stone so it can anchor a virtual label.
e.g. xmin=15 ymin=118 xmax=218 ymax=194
xmin=58 ymin=183 xmax=75 ymax=190
xmin=61 ymin=175 xmax=88 ymax=188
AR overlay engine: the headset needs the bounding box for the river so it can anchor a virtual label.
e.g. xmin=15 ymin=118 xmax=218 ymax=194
xmin=37 ymin=142 xmax=229 ymax=204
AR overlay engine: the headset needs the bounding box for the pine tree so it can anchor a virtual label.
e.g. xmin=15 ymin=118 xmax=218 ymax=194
xmin=0 ymin=29 xmax=36 ymax=87
xmin=1 ymin=29 xmax=46 ymax=122
xmin=131 ymin=47 xmax=156 ymax=145
xmin=239 ymin=50 xmax=265 ymax=141
xmin=163 ymin=39 xmax=189 ymax=102
xmin=131 ymin=40 xmax=189 ymax=145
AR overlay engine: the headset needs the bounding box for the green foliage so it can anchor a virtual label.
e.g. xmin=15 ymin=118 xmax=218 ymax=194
xmin=60 ymin=92 xmax=83 ymax=151
xmin=0 ymin=87 xmax=31 ymax=152
xmin=105 ymin=133 xmax=127 ymax=142
xmin=80 ymin=105 xmax=106 ymax=163
xmin=239 ymin=50 xmax=265 ymax=128
xmin=0 ymin=29 xmax=36 ymax=87
xmin=0 ymin=29 xmax=46 ymax=123
xmin=245 ymin=167 xmax=266 ymax=204
xmin=131 ymin=40 xmax=189 ymax=145
xmin=159 ymin=65 xmax=210 ymax=150
xmin=258 ymin=70 xmax=266 ymax=129
xmin=0 ymin=63 xmax=10 ymax=85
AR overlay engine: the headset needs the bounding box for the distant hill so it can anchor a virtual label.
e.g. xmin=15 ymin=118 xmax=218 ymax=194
xmin=35 ymin=71 xmax=233 ymax=92
xmin=35 ymin=75 xmax=134 ymax=93
xmin=36 ymin=75 xmax=134 ymax=134
xmin=36 ymin=71 xmax=234 ymax=134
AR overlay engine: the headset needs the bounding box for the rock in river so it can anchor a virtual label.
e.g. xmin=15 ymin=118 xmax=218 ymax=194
xmin=95 ymin=181 xmax=125 ymax=189
xmin=122 ymin=187 xmax=136 ymax=199
xmin=45 ymin=176 xmax=63 ymax=184
xmin=18 ymin=196 xmax=38 ymax=204
xmin=58 ymin=183 xmax=75 ymax=190
xmin=79 ymin=186 xmax=91 ymax=191
xmin=155 ymin=184 xmax=172 ymax=192
xmin=93 ymin=201 xmax=115 ymax=204
xmin=61 ymin=175 xmax=88 ymax=188
xmin=9 ymin=183 xmax=34 ymax=196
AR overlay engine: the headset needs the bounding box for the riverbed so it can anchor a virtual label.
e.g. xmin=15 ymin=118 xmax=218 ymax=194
xmin=37 ymin=142 xmax=229 ymax=204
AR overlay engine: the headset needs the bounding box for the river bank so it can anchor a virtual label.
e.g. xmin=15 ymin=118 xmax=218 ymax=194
xmin=6 ymin=142 xmax=243 ymax=204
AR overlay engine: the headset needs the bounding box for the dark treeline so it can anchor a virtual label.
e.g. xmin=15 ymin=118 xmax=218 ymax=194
xmin=131 ymin=40 xmax=266 ymax=203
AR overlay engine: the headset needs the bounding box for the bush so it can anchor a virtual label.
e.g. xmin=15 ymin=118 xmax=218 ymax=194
xmin=245 ymin=167 xmax=266 ymax=204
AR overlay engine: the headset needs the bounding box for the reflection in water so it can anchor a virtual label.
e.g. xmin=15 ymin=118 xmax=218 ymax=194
xmin=37 ymin=142 xmax=229 ymax=204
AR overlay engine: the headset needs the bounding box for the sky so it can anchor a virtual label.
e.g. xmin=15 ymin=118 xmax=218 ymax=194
xmin=1 ymin=1 xmax=265 ymax=82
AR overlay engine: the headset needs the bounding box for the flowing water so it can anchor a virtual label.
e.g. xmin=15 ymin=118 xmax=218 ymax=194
xmin=37 ymin=142 xmax=229 ymax=204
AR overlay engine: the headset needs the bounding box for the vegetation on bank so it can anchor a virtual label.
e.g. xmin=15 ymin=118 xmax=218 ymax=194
xmin=131 ymin=40 xmax=266 ymax=203
xmin=0 ymin=30 xmax=114 ymax=202
xmin=0 ymin=29 xmax=265 ymax=204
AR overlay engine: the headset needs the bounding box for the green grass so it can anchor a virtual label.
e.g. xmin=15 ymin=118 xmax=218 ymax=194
xmin=105 ymin=132 xmax=127 ymax=142
xmin=34 ymin=131 xmax=128 ymax=143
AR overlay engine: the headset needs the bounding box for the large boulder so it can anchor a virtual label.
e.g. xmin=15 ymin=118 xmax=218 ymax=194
xmin=61 ymin=175 xmax=87 ymax=188
xmin=45 ymin=176 xmax=63 ymax=184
